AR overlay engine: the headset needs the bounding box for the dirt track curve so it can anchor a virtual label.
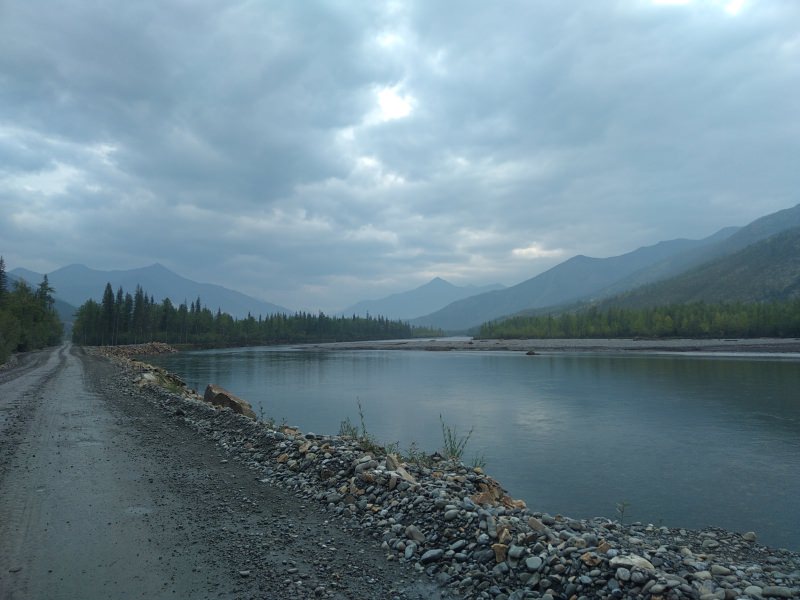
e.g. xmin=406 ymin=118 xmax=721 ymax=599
xmin=0 ymin=344 xmax=443 ymax=600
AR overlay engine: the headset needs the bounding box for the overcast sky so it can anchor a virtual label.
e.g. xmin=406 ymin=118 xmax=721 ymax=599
xmin=1 ymin=1 xmax=798 ymax=312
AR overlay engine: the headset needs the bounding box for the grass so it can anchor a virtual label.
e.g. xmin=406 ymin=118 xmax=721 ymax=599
xmin=337 ymin=401 xmax=483 ymax=471
xmin=338 ymin=399 xmax=386 ymax=455
xmin=616 ymin=500 xmax=631 ymax=524
xmin=439 ymin=414 xmax=473 ymax=461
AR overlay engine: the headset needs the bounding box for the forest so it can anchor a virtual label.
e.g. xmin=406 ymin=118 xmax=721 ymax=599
xmin=71 ymin=283 xmax=441 ymax=347
xmin=477 ymin=300 xmax=800 ymax=340
xmin=0 ymin=257 xmax=64 ymax=363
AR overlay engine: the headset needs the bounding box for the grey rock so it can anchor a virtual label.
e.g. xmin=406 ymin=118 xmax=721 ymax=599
xmin=525 ymin=556 xmax=543 ymax=572
xmin=712 ymin=565 xmax=732 ymax=576
xmin=744 ymin=585 xmax=763 ymax=598
xmin=761 ymin=587 xmax=794 ymax=599
xmin=405 ymin=524 xmax=426 ymax=543
xmin=615 ymin=567 xmax=631 ymax=582
xmin=420 ymin=549 xmax=444 ymax=564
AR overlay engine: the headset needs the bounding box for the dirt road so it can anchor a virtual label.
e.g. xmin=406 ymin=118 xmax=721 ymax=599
xmin=0 ymin=345 xmax=443 ymax=599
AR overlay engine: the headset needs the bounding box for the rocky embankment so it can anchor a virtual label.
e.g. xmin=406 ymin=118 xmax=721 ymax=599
xmin=94 ymin=347 xmax=800 ymax=600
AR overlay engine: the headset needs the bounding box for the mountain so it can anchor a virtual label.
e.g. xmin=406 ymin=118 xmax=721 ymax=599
xmin=7 ymin=272 xmax=78 ymax=327
xmin=598 ymin=226 xmax=800 ymax=308
xmin=340 ymin=277 xmax=505 ymax=320
xmin=596 ymin=204 xmax=800 ymax=297
xmin=10 ymin=263 xmax=291 ymax=319
xmin=411 ymin=230 xmax=737 ymax=332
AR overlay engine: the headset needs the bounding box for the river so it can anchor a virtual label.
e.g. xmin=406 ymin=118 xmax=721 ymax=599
xmin=149 ymin=343 xmax=800 ymax=550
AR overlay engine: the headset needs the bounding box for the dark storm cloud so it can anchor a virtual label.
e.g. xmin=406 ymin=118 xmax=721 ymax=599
xmin=1 ymin=0 xmax=798 ymax=310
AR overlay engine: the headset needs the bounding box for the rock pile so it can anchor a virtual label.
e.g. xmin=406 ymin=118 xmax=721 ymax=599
xmin=101 ymin=351 xmax=800 ymax=600
xmin=95 ymin=342 xmax=178 ymax=359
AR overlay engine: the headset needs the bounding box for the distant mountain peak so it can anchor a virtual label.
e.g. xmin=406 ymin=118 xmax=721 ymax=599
xmin=340 ymin=278 xmax=504 ymax=320
xmin=423 ymin=276 xmax=454 ymax=289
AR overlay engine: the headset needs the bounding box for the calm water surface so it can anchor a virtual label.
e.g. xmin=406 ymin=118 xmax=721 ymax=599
xmin=150 ymin=346 xmax=800 ymax=550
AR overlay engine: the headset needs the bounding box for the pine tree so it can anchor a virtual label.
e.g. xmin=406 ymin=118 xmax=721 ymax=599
xmin=101 ymin=282 xmax=115 ymax=345
xmin=0 ymin=256 xmax=7 ymax=306
xmin=37 ymin=275 xmax=55 ymax=310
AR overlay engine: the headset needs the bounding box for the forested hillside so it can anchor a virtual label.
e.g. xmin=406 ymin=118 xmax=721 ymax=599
xmin=601 ymin=226 xmax=800 ymax=309
xmin=71 ymin=283 xmax=440 ymax=347
xmin=479 ymin=227 xmax=800 ymax=340
xmin=478 ymin=301 xmax=800 ymax=340
xmin=0 ymin=257 xmax=64 ymax=363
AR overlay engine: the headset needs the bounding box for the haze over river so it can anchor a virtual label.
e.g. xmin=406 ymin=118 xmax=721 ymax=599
xmin=150 ymin=343 xmax=800 ymax=550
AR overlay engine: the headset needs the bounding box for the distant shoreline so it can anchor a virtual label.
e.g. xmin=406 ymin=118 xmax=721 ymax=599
xmin=299 ymin=337 xmax=800 ymax=355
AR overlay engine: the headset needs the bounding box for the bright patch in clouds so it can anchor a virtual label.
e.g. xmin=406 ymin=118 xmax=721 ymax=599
xmin=512 ymin=244 xmax=564 ymax=259
xmin=375 ymin=85 xmax=415 ymax=122
xmin=651 ymin=0 xmax=747 ymax=14
xmin=724 ymin=0 xmax=745 ymax=16
xmin=6 ymin=162 xmax=82 ymax=196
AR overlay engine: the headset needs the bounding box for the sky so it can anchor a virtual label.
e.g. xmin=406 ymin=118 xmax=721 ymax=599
xmin=1 ymin=0 xmax=799 ymax=312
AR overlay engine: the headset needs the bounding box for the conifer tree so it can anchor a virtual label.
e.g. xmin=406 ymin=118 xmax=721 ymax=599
xmin=101 ymin=282 xmax=115 ymax=345
xmin=37 ymin=274 xmax=55 ymax=310
xmin=0 ymin=256 xmax=7 ymax=306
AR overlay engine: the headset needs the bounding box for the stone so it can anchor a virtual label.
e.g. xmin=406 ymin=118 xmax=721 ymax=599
xmin=405 ymin=524 xmax=426 ymax=543
xmin=444 ymin=509 xmax=459 ymax=521
xmin=492 ymin=543 xmax=508 ymax=563
xmin=711 ymin=565 xmax=732 ymax=576
xmin=744 ymin=585 xmax=763 ymax=597
xmin=420 ymin=549 xmax=444 ymax=564
xmin=203 ymin=384 xmax=257 ymax=419
xmin=609 ymin=554 xmax=655 ymax=571
xmin=616 ymin=567 xmax=631 ymax=582
xmin=404 ymin=544 xmax=416 ymax=560
xmin=581 ymin=552 xmax=602 ymax=567
xmin=528 ymin=516 xmax=547 ymax=532
xmin=385 ymin=453 xmax=401 ymax=470
xmin=761 ymin=587 xmax=794 ymax=599
xmin=742 ymin=531 xmax=758 ymax=542
xmin=525 ymin=556 xmax=543 ymax=572
xmin=693 ymin=570 xmax=712 ymax=580
xmin=486 ymin=514 xmax=498 ymax=538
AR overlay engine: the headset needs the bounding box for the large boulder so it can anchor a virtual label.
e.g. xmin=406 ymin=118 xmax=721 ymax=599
xmin=203 ymin=384 xmax=257 ymax=419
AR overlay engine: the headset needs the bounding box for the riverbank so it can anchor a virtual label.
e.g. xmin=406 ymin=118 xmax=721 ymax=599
xmin=301 ymin=337 xmax=800 ymax=355
xmin=97 ymin=345 xmax=799 ymax=599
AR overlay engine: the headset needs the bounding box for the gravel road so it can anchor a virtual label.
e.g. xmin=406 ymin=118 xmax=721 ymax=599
xmin=0 ymin=344 xmax=444 ymax=600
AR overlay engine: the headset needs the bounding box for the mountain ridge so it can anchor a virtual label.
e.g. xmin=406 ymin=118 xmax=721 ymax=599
xmin=597 ymin=226 xmax=800 ymax=308
xmin=339 ymin=277 xmax=504 ymax=321
xmin=414 ymin=203 xmax=800 ymax=332
xmin=9 ymin=263 xmax=291 ymax=319
xmin=411 ymin=229 xmax=739 ymax=331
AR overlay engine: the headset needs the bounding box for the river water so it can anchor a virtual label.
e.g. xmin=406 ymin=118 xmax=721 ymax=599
xmin=150 ymin=345 xmax=800 ymax=550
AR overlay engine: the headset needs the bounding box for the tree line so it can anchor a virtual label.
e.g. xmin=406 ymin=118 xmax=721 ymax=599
xmin=477 ymin=301 xmax=800 ymax=340
xmin=0 ymin=257 xmax=64 ymax=363
xmin=71 ymin=282 xmax=442 ymax=347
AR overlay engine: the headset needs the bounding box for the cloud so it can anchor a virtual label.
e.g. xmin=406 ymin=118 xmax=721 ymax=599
xmin=512 ymin=245 xmax=565 ymax=260
xmin=1 ymin=1 xmax=798 ymax=311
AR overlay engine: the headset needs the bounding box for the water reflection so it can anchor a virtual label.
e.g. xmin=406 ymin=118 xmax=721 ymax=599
xmin=151 ymin=348 xmax=800 ymax=550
